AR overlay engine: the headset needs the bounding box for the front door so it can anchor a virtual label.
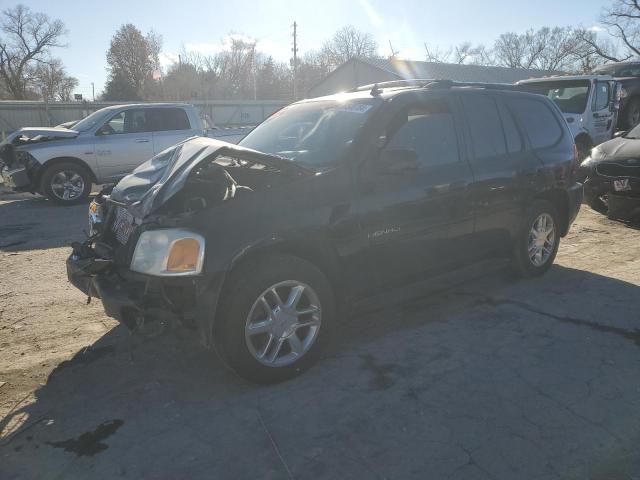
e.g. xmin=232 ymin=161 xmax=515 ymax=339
xmin=94 ymin=109 xmax=154 ymax=181
xmin=354 ymin=95 xmax=475 ymax=293
xmin=590 ymin=80 xmax=616 ymax=145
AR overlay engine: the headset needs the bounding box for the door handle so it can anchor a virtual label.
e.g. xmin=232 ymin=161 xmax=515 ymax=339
xmin=135 ymin=138 xmax=149 ymax=143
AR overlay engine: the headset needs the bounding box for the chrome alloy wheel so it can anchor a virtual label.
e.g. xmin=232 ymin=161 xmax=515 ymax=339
xmin=245 ymin=280 xmax=322 ymax=367
xmin=528 ymin=213 xmax=556 ymax=267
xmin=50 ymin=170 xmax=85 ymax=201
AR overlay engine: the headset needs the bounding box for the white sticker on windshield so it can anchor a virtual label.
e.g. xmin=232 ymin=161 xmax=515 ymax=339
xmin=335 ymin=103 xmax=373 ymax=114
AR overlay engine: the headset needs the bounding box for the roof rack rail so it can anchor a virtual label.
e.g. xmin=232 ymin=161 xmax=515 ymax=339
xmin=351 ymin=79 xmax=436 ymax=92
xmin=351 ymin=78 xmax=516 ymax=93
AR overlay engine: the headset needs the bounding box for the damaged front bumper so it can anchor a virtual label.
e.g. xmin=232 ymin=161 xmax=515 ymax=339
xmin=66 ymin=241 xmax=223 ymax=342
xmin=1 ymin=165 xmax=31 ymax=189
xmin=583 ymin=162 xmax=640 ymax=221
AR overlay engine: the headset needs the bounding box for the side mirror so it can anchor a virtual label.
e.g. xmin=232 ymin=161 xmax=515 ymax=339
xmin=376 ymin=148 xmax=420 ymax=174
xmin=96 ymin=125 xmax=111 ymax=136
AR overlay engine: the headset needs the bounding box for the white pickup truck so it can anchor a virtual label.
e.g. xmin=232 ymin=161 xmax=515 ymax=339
xmin=0 ymin=103 xmax=249 ymax=205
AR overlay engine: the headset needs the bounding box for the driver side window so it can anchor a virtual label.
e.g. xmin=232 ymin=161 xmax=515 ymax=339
xmin=592 ymin=82 xmax=610 ymax=111
xmin=99 ymin=109 xmax=149 ymax=135
xmin=384 ymin=100 xmax=460 ymax=167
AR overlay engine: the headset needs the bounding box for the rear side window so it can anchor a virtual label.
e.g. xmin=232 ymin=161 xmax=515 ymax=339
xmin=150 ymin=108 xmax=191 ymax=131
xmin=498 ymin=102 xmax=523 ymax=153
xmin=460 ymin=94 xmax=507 ymax=160
xmin=385 ymin=100 xmax=460 ymax=166
xmin=508 ymin=98 xmax=562 ymax=150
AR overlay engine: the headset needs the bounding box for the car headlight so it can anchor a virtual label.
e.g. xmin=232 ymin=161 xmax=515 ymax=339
xmin=130 ymin=229 xmax=205 ymax=276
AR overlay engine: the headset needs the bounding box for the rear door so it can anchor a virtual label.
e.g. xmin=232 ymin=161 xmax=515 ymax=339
xmin=150 ymin=107 xmax=198 ymax=153
xmin=94 ymin=108 xmax=154 ymax=181
xmin=458 ymin=92 xmax=542 ymax=255
xmin=355 ymin=94 xmax=475 ymax=291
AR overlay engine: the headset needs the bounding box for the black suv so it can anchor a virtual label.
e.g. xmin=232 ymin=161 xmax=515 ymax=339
xmin=67 ymin=81 xmax=583 ymax=383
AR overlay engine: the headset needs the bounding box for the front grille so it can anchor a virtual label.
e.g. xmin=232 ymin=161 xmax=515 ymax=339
xmin=111 ymin=207 xmax=136 ymax=244
xmin=596 ymin=162 xmax=640 ymax=178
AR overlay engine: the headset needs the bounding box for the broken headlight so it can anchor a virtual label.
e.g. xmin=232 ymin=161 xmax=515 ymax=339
xmin=130 ymin=229 xmax=205 ymax=276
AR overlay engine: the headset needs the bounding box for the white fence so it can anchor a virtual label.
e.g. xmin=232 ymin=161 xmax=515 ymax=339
xmin=0 ymin=99 xmax=288 ymax=136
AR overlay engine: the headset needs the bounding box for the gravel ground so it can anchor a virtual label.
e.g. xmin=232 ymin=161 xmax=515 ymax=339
xmin=1 ymin=190 xmax=639 ymax=480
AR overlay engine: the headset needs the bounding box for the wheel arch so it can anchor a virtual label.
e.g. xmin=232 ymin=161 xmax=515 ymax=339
xmin=533 ymin=189 xmax=571 ymax=237
xmin=36 ymin=156 xmax=98 ymax=190
xmin=209 ymin=236 xmax=344 ymax=345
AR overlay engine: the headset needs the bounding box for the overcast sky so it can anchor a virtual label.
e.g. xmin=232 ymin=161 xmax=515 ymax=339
xmin=18 ymin=0 xmax=609 ymax=98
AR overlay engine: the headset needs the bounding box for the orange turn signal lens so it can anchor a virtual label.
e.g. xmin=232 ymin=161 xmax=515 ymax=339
xmin=166 ymin=238 xmax=201 ymax=272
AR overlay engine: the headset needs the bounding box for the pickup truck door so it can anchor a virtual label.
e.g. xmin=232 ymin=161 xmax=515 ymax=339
xmin=354 ymin=95 xmax=475 ymax=292
xmin=94 ymin=109 xmax=154 ymax=181
xmin=590 ymin=80 xmax=616 ymax=145
xmin=150 ymin=107 xmax=200 ymax=153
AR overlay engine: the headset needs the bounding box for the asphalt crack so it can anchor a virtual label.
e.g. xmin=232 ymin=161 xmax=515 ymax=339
xmin=474 ymin=296 xmax=640 ymax=348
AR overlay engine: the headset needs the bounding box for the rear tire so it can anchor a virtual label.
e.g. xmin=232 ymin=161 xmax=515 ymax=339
xmin=41 ymin=161 xmax=92 ymax=206
xmin=512 ymin=200 xmax=560 ymax=278
xmin=214 ymin=254 xmax=335 ymax=384
xmin=575 ymin=137 xmax=592 ymax=162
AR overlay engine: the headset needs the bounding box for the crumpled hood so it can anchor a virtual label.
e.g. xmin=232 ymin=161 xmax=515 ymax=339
xmin=590 ymin=136 xmax=640 ymax=164
xmin=6 ymin=127 xmax=79 ymax=143
xmin=110 ymin=136 xmax=312 ymax=218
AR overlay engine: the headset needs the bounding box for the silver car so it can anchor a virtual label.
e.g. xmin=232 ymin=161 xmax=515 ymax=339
xmin=0 ymin=103 xmax=205 ymax=205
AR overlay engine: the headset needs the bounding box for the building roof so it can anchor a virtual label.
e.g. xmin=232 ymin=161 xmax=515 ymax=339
xmin=357 ymin=57 xmax=562 ymax=84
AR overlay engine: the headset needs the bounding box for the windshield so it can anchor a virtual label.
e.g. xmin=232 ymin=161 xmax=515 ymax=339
xmin=238 ymin=99 xmax=380 ymax=167
xmin=519 ymin=80 xmax=590 ymax=114
xmin=72 ymin=108 xmax=115 ymax=133
xmin=594 ymin=63 xmax=640 ymax=77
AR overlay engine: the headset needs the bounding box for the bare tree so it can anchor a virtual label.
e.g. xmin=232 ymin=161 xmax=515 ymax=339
xmin=321 ymin=25 xmax=379 ymax=67
xmin=600 ymin=0 xmax=640 ymax=59
xmin=34 ymin=58 xmax=77 ymax=101
xmin=494 ymin=27 xmax=587 ymax=71
xmin=104 ymin=24 xmax=162 ymax=100
xmin=424 ymin=42 xmax=492 ymax=65
xmin=0 ymin=4 xmax=67 ymax=99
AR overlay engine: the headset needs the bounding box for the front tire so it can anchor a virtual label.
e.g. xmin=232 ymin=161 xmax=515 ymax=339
xmin=512 ymin=200 xmax=560 ymax=278
xmin=41 ymin=161 xmax=92 ymax=206
xmin=215 ymin=255 xmax=335 ymax=383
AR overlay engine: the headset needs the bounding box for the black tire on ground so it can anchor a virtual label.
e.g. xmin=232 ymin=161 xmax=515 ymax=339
xmin=511 ymin=200 xmax=561 ymax=278
xmin=586 ymin=194 xmax=608 ymax=215
xmin=214 ymin=254 xmax=335 ymax=384
xmin=40 ymin=161 xmax=92 ymax=206
xmin=575 ymin=137 xmax=592 ymax=162
xmin=623 ymin=97 xmax=640 ymax=130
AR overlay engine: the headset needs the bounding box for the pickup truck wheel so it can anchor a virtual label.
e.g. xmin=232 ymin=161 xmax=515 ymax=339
xmin=41 ymin=162 xmax=92 ymax=206
xmin=512 ymin=200 xmax=560 ymax=278
xmin=624 ymin=97 xmax=640 ymax=130
xmin=215 ymin=255 xmax=335 ymax=384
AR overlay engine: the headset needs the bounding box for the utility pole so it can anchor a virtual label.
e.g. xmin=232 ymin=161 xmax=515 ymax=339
xmin=292 ymin=21 xmax=298 ymax=101
xmin=252 ymin=43 xmax=257 ymax=101
xmin=91 ymin=82 xmax=95 ymax=102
